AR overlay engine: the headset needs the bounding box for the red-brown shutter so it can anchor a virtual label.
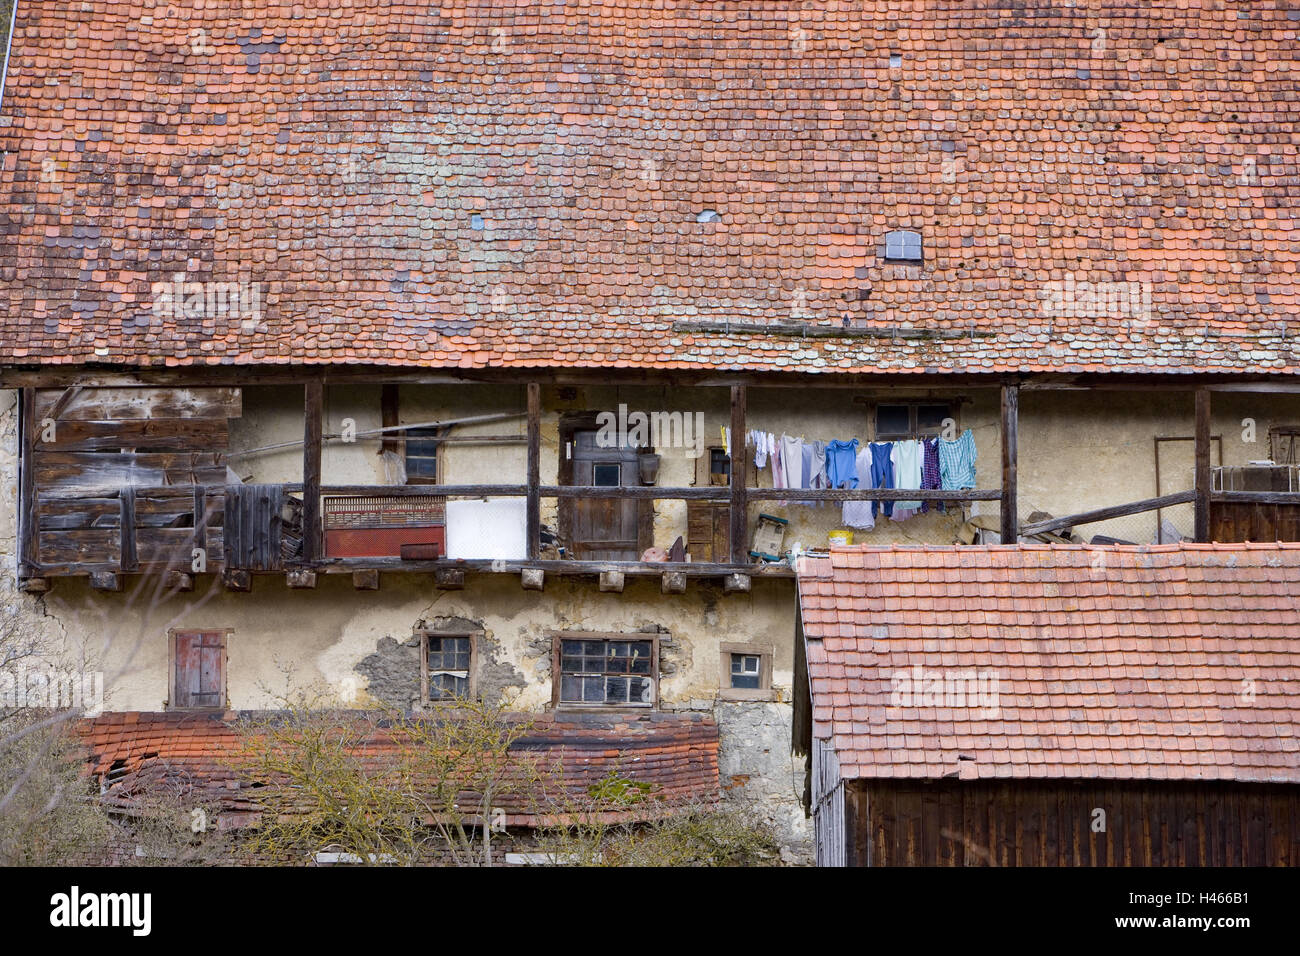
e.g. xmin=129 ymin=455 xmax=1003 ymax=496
xmin=173 ymin=630 xmax=226 ymax=709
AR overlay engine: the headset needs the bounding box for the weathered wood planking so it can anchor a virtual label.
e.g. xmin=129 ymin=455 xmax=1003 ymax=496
xmin=34 ymin=451 xmax=228 ymax=495
xmin=34 ymin=387 xmax=241 ymax=421
xmin=33 ymin=417 xmax=229 ymax=451
xmin=224 ymin=484 xmax=284 ymax=571
xmin=854 ymin=780 xmax=1300 ymax=866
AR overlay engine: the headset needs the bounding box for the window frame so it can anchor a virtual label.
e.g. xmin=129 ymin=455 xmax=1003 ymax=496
xmin=872 ymin=401 xmax=957 ymax=442
xmin=403 ymin=425 xmax=443 ymax=486
xmin=167 ymin=628 xmax=230 ymax=712
xmin=550 ymin=631 xmax=660 ymax=710
xmin=883 ymin=229 xmax=923 ymax=265
xmin=419 ymin=629 xmax=480 ymax=705
xmin=718 ymin=641 xmax=776 ymax=702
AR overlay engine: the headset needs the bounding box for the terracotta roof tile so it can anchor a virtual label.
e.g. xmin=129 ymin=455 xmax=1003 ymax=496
xmin=2 ymin=2 xmax=1299 ymax=374
xmin=798 ymin=543 xmax=1300 ymax=783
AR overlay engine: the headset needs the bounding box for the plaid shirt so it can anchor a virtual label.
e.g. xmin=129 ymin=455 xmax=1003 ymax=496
xmin=921 ymin=437 xmax=942 ymax=513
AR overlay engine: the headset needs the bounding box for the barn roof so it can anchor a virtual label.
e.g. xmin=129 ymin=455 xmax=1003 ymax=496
xmin=797 ymin=543 xmax=1300 ymax=783
xmin=2 ymin=2 xmax=1299 ymax=375
xmin=77 ymin=709 xmax=720 ymax=826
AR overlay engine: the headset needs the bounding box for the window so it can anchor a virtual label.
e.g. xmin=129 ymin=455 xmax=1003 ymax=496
xmin=168 ymin=629 xmax=228 ymax=711
xmin=421 ymin=631 xmax=476 ymax=703
xmin=719 ymin=642 xmax=775 ymax=701
xmin=404 ymin=427 xmax=441 ymax=484
xmin=883 ymin=229 xmax=922 ymax=264
xmin=709 ymin=447 xmax=730 ymax=484
xmin=554 ymin=634 xmax=657 ymax=708
xmin=874 ymin=402 xmax=954 ymax=441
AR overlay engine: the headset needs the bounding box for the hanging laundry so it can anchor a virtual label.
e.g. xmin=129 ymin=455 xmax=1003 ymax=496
xmin=752 ymin=430 xmax=768 ymax=469
xmin=869 ymin=442 xmax=895 ymax=518
xmin=939 ymin=428 xmax=978 ymax=490
xmin=891 ymin=439 xmax=923 ymax=512
xmin=772 ymin=434 xmax=786 ymax=489
xmin=781 ymin=434 xmax=804 ymax=491
xmin=825 ymin=439 xmax=860 ymax=491
xmin=809 ymin=440 xmax=829 ymax=490
xmin=920 ymin=436 xmax=943 ymax=513
xmin=841 ymin=444 xmax=876 ymax=530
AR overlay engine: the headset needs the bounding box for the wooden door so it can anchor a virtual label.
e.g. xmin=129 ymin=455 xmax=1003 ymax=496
xmin=170 ymin=629 xmax=227 ymax=710
xmin=569 ymin=430 xmax=641 ymax=560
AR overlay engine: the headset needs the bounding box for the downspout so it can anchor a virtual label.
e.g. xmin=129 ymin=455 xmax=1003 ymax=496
xmin=0 ymin=1 xmax=19 ymax=116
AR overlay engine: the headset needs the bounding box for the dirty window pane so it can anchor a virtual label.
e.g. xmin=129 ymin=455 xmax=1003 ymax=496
xmin=558 ymin=638 xmax=655 ymax=707
xmin=405 ymin=426 xmax=441 ymax=481
xmin=916 ymin=405 xmax=950 ymax=433
xmin=876 ymin=405 xmax=910 ymax=438
xmin=428 ymin=672 xmax=468 ymax=700
xmin=730 ymin=653 xmax=762 ymax=690
xmin=592 ymin=463 xmax=621 ymax=487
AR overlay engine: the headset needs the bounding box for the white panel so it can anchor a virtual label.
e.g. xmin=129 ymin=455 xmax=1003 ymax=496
xmin=445 ymin=498 xmax=527 ymax=560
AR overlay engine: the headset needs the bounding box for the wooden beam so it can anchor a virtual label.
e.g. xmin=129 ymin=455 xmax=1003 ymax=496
xmin=352 ymin=569 xmax=380 ymax=591
xmin=18 ymin=577 xmax=51 ymax=595
xmin=526 ymin=382 xmax=541 ymax=560
xmin=746 ymin=487 xmax=1001 ymax=502
xmin=192 ymin=485 xmax=207 ymax=573
xmin=599 ymin=570 xmax=626 ymax=593
xmin=1195 ymin=388 xmax=1212 ymax=543
xmin=729 ymin=384 xmax=749 ymax=563
xmin=1017 ymin=491 xmax=1197 ymax=537
xmin=18 ymin=388 xmax=38 ymax=576
xmin=1211 ymin=491 xmax=1300 ymax=505
xmin=1000 ymin=384 xmax=1019 ymax=544
xmin=302 ymin=382 xmax=323 ymax=563
xmin=119 ymin=487 xmax=138 ymax=572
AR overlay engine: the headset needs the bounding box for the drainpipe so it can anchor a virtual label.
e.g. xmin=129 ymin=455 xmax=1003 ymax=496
xmin=0 ymin=2 xmax=19 ymax=116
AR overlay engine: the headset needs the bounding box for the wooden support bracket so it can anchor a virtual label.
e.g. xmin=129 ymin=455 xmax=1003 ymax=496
xmin=18 ymin=577 xmax=51 ymax=595
xmin=435 ymin=569 xmax=465 ymax=590
xmin=89 ymin=571 xmax=120 ymax=592
xmin=599 ymin=570 xmax=625 ymax=593
xmin=286 ymin=569 xmax=318 ymax=589
xmin=661 ymin=570 xmax=688 ymax=594
xmin=352 ymin=570 xmax=380 ymax=591
xmin=222 ymin=569 xmax=252 ymax=592
xmin=521 ymin=568 xmax=545 ymax=591
xmin=722 ymin=573 xmax=752 ymax=594
xmin=163 ymin=571 xmax=194 ymax=593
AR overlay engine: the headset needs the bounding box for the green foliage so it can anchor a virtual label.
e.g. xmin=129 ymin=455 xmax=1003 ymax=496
xmin=586 ymin=772 xmax=654 ymax=806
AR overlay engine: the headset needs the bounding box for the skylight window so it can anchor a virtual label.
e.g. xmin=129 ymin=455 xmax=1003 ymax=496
xmin=884 ymin=229 xmax=922 ymax=264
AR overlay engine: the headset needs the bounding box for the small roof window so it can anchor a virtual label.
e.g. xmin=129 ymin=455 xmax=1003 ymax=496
xmin=884 ymin=229 xmax=922 ymax=264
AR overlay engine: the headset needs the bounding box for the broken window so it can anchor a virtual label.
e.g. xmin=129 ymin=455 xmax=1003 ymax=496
xmin=169 ymin=629 xmax=228 ymax=711
xmin=556 ymin=636 xmax=656 ymax=708
xmin=421 ymin=632 xmax=475 ymax=703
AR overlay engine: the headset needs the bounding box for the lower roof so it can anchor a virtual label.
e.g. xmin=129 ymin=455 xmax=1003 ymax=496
xmin=798 ymin=543 xmax=1300 ymax=784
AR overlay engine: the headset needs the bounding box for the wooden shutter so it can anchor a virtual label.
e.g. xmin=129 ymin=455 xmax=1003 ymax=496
xmin=686 ymin=501 xmax=730 ymax=562
xmin=171 ymin=630 xmax=227 ymax=710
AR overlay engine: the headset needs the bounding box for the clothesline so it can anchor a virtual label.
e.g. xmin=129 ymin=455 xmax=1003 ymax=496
xmin=723 ymin=427 xmax=979 ymax=530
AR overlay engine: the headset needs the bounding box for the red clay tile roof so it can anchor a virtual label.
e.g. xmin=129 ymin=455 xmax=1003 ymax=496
xmin=2 ymin=2 xmax=1299 ymax=375
xmin=798 ymin=543 xmax=1300 ymax=783
xmin=77 ymin=710 xmax=719 ymax=825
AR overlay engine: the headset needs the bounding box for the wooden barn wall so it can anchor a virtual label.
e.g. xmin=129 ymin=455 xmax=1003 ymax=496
xmin=1211 ymin=501 xmax=1300 ymax=543
xmin=853 ymin=779 xmax=1300 ymax=867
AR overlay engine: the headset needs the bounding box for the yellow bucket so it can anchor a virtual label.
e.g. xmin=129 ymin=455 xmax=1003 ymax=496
xmin=828 ymin=529 xmax=854 ymax=546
